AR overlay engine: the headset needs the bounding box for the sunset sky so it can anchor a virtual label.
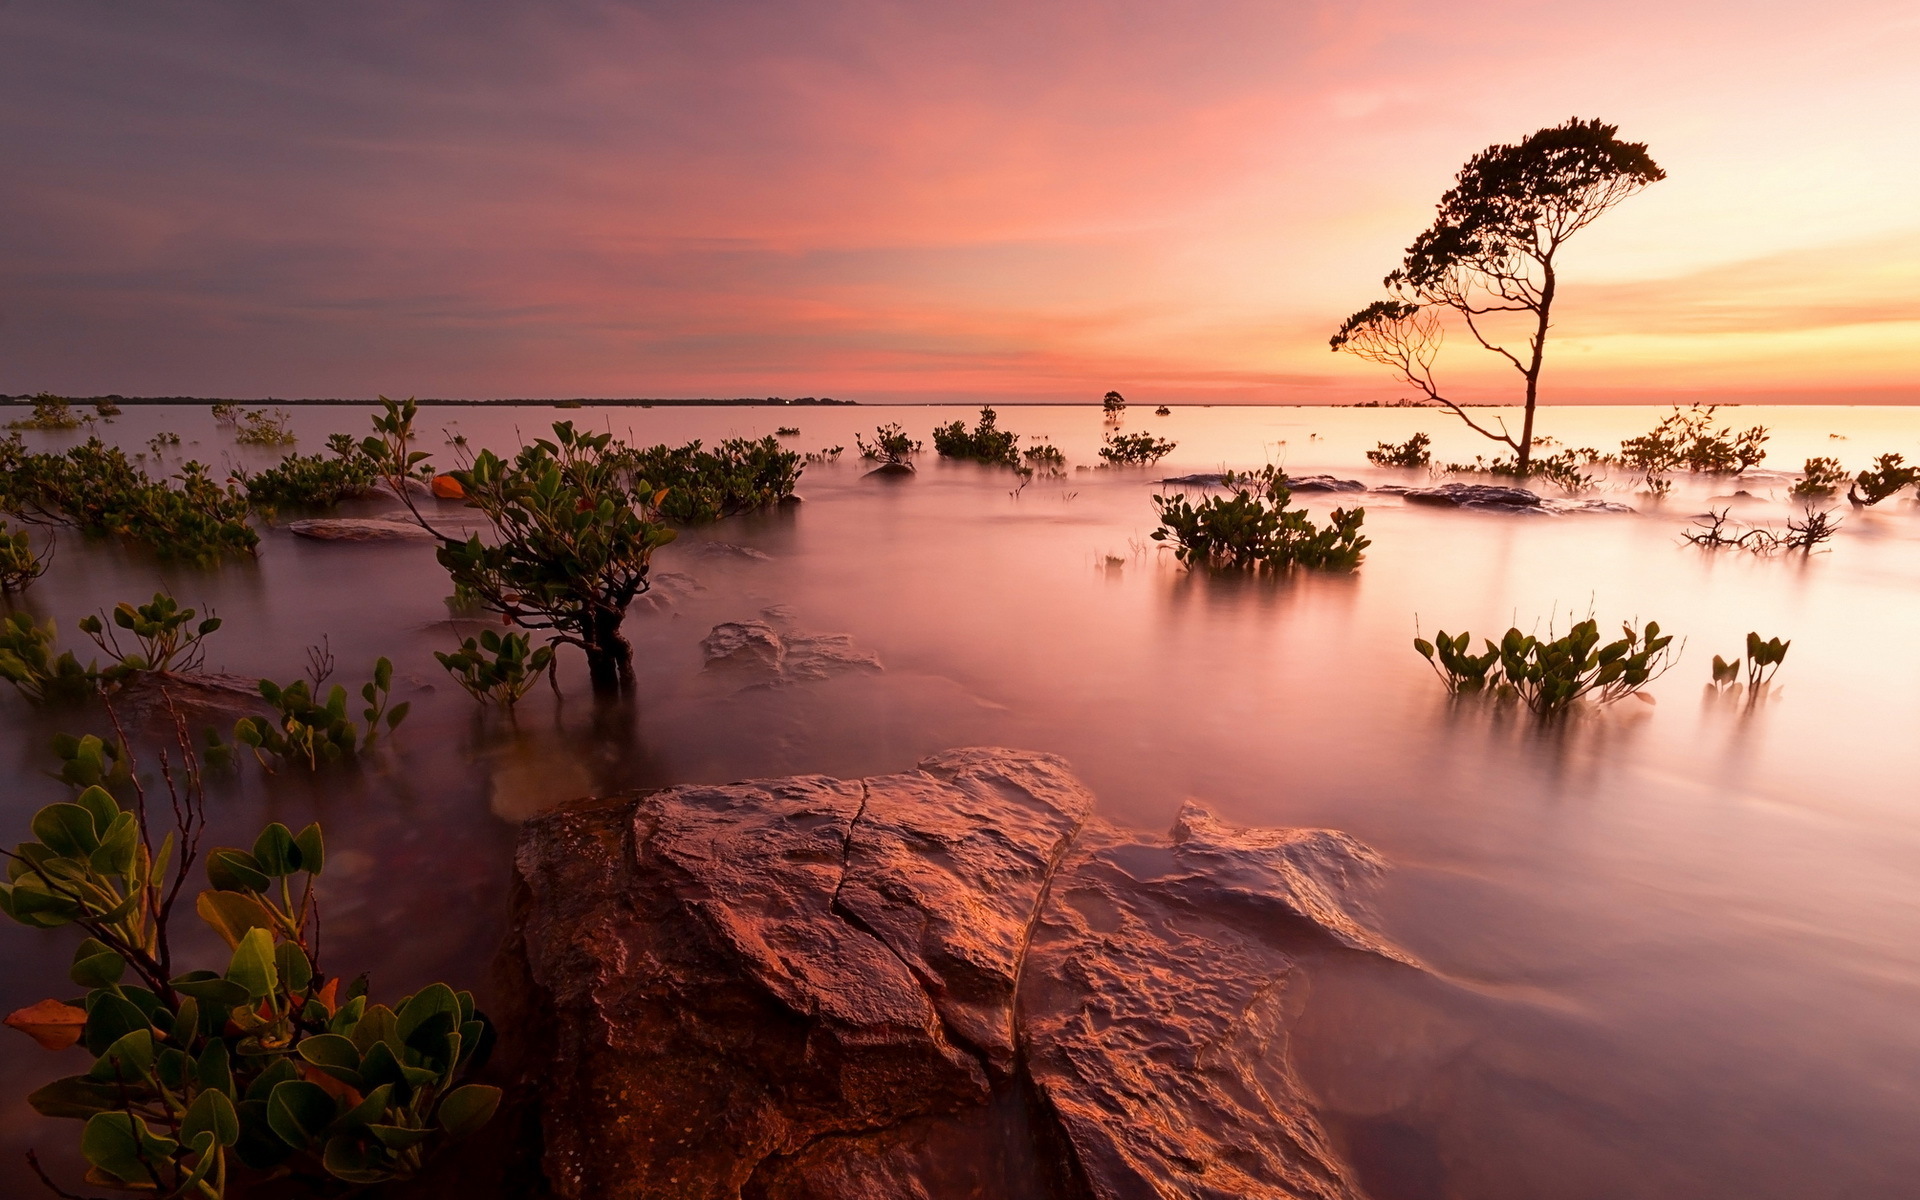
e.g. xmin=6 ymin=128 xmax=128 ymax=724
xmin=2 ymin=0 xmax=1917 ymax=404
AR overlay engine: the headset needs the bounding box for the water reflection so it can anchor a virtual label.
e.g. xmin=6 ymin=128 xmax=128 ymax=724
xmin=3 ymin=403 xmax=1920 ymax=1197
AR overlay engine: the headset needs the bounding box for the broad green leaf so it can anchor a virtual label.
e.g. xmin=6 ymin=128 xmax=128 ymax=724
xmin=182 ymin=1086 xmax=241 ymax=1147
xmin=266 ymin=1078 xmax=336 ymax=1148
xmin=226 ymin=927 xmax=278 ymax=1000
xmin=436 ymin=1083 xmax=502 ymax=1139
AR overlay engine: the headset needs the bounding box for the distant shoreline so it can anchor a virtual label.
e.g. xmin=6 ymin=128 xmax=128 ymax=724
xmin=0 ymin=395 xmax=859 ymax=408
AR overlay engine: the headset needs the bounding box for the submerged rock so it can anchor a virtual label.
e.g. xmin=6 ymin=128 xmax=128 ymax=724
xmin=866 ymin=462 xmax=916 ymax=477
xmin=505 ymin=748 xmax=1404 ymax=1200
xmin=1399 ymin=483 xmax=1542 ymax=510
xmin=286 ymin=517 xmax=435 ymax=541
xmin=679 ymin=541 xmax=774 ymax=562
xmin=701 ymin=620 xmax=883 ymax=683
xmin=1283 ymin=475 xmax=1367 ymax=493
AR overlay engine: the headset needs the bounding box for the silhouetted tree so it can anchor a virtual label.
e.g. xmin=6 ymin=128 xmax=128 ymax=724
xmin=1332 ymin=118 xmax=1665 ymax=471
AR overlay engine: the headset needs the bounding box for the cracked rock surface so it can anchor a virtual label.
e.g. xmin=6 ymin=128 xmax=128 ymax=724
xmin=506 ymin=748 xmax=1404 ymax=1200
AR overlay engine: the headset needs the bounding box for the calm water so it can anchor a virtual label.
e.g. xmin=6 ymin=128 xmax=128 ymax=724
xmin=4 ymin=402 xmax=1920 ymax=1199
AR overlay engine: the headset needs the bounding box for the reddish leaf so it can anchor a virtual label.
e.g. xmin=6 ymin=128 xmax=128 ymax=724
xmin=5 ymin=999 xmax=87 ymax=1051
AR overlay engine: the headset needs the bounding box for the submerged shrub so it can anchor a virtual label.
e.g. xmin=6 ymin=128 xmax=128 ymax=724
xmin=1022 ymin=440 xmax=1066 ymax=474
xmin=0 ymin=520 xmax=50 ymax=593
xmin=1416 ymin=618 xmax=1675 ymax=715
xmin=1099 ymin=430 xmax=1176 ymax=466
xmin=1712 ymin=631 xmax=1788 ymax=691
xmin=0 ymin=612 xmax=98 ymax=704
xmin=1367 ymin=432 xmax=1432 ymax=468
xmin=1152 ymin=466 xmax=1369 ymax=572
xmin=855 ymin=423 xmax=920 ymax=464
xmin=1685 ymin=507 xmax=1840 ymax=554
xmin=622 ymin=435 xmax=802 ymax=523
xmin=1442 ymin=446 xmax=1601 ymax=492
xmin=1617 ymin=404 xmax=1768 ymax=490
xmin=0 ymin=726 xmax=498 ymax=1197
xmin=775 ymin=426 xmax=800 ymax=437
xmin=1102 ymin=390 xmax=1127 ymax=418
xmin=233 ymin=434 xmax=382 ymax=514
xmin=436 ymin=629 xmax=555 ymax=707
xmin=79 ymin=592 xmax=222 ymax=681
xmin=1789 ymin=456 xmax=1847 ymax=498
xmin=94 ymin=398 xmax=123 ymax=419
xmin=367 ymin=398 xmax=676 ymax=692
xmin=234 ymin=657 xmax=407 ymax=771
xmin=0 ymin=436 xmax=258 ymax=564
xmin=232 ymin=407 xmax=297 ymax=446
xmin=1848 ymin=453 xmax=1918 ymax=506
xmin=931 ymin=406 xmax=1021 ymax=467
xmin=7 ymin=394 xmax=85 ymax=431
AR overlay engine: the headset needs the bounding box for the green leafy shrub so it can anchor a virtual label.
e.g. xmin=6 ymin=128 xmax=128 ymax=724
xmin=78 ymin=593 xmax=222 ymax=681
xmin=1416 ymin=618 xmax=1674 ymax=715
xmin=0 ymin=729 xmax=497 ymax=1197
xmin=0 ymin=436 xmax=258 ymax=564
xmin=149 ymin=432 xmax=182 ymax=453
xmin=1151 ymin=466 xmax=1369 ymax=572
xmin=94 ymin=398 xmax=123 ymax=419
xmin=803 ymin=446 xmax=844 ymax=464
xmin=234 ymin=658 xmax=407 ymax=770
xmin=1413 ymin=631 xmax=1501 ymax=694
xmin=1442 ymin=446 xmax=1602 ymax=492
xmin=855 ymin=423 xmax=919 ymax=464
xmin=366 ymin=399 xmax=676 ymax=692
xmin=1848 ymin=453 xmax=1918 ymax=506
xmin=622 ymin=435 xmax=802 ymax=523
xmin=1713 ymin=631 xmax=1788 ymax=690
xmin=1367 ymin=432 xmax=1432 ymax=468
xmin=1099 ymin=430 xmax=1176 ymax=466
xmin=232 ymin=408 xmax=297 ymax=447
xmin=436 ymin=630 xmax=555 ymax=707
xmin=0 ymin=612 xmax=98 ymax=703
xmin=1790 ymin=456 xmax=1847 ymax=498
xmin=1617 ymin=404 xmax=1768 ymax=490
xmin=1102 ymin=390 xmax=1126 ymax=417
xmin=931 ymin=406 xmax=1021 ymax=467
xmin=232 ymin=434 xmax=382 ymax=515
xmin=1022 ymin=440 xmax=1066 ymax=473
xmin=775 ymin=426 xmax=800 ymax=437
xmin=0 ymin=519 xmax=51 ymax=593
xmin=7 ymin=394 xmax=85 ymax=431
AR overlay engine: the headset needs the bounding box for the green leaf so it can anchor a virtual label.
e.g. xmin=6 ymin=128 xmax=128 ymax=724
xmin=396 ymin=983 xmax=459 ymax=1040
xmin=226 ymin=926 xmax=279 ymax=1000
xmin=276 ymin=940 xmax=313 ymax=994
xmin=293 ymin=823 xmax=325 ymax=876
xmin=196 ymin=1039 xmax=234 ymax=1096
xmin=207 ymin=847 xmax=270 ymax=893
xmin=87 ymin=1029 xmax=156 ymax=1082
xmin=170 ymin=995 xmax=200 ymax=1045
xmin=82 ymin=992 xmax=150 ymax=1056
xmin=171 ymin=969 xmax=250 ymax=1010
xmin=81 ymin=1111 xmax=148 ymax=1184
xmin=73 ymin=785 xmax=120 ymax=832
xmin=336 ymin=1082 xmax=393 ymax=1131
xmin=183 ymin=1087 xmax=241 ymax=1148
xmin=69 ymin=938 xmax=125 ymax=988
xmin=266 ymin=1078 xmax=336 ymax=1149
xmin=31 ymin=802 xmax=101 ymax=857
xmin=28 ymin=1075 xmax=126 ymax=1119
xmin=252 ymin=823 xmax=300 ymax=876
xmin=436 ymin=1083 xmax=502 ymax=1139
xmin=321 ymin=1132 xmax=393 ymax=1184
xmin=369 ymin=1122 xmax=434 ymax=1149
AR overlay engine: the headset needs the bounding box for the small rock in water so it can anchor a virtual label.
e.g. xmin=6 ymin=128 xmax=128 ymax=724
xmin=286 ymin=518 xmax=435 ymax=541
xmin=678 ymin=541 xmax=773 ymax=562
xmin=701 ymin=619 xmax=882 ymax=684
xmin=1401 ymin=482 xmax=1542 ymax=509
xmin=865 ymin=461 xmax=916 ymax=477
xmin=1283 ymin=474 xmax=1367 ymax=492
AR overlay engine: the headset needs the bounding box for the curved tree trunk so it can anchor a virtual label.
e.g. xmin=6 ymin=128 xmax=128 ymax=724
xmin=583 ymin=607 xmax=634 ymax=693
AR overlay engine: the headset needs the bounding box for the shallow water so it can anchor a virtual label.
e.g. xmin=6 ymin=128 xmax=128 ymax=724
xmin=4 ymin=401 xmax=1920 ymax=1198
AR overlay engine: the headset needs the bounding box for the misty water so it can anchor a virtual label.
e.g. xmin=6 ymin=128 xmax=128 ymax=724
xmin=4 ymin=402 xmax=1920 ymax=1199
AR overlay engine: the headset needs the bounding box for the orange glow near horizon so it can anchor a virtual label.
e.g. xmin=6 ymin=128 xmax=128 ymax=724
xmin=2 ymin=0 xmax=1917 ymax=403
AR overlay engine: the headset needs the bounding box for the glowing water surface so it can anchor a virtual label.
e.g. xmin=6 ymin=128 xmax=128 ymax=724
xmin=3 ymin=403 xmax=1919 ymax=1199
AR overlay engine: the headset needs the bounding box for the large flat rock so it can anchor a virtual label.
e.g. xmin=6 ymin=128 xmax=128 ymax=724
xmin=506 ymin=749 xmax=1406 ymax=1200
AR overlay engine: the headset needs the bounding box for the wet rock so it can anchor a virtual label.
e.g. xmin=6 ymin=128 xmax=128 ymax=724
xmin=111 ymin=671 xmax=267 ymax=728
xmin=866 ymin=462 xmax=916 ymax=477
xmin=679 ymin=541 xmax=774 ymax=562
xmin=631 ymin=571 xmax=704 ymax=614
xmin=701 ymin=620 xmax=883 ymax=683
xmin=506 ymin=748 xmax=1400 ymax=1200
xmin=1161 ymin=473 xmax=1231 ymax=486
xmin=286 ymin=517 xmax=436 ymax=541
xmin=1283 ymin=475 xmax=1367 ymax=493
xmin=1400 ymin=483 xmax=1542 ymax=510
xmin=1542 ymin=499 xmax=1636 ymax=515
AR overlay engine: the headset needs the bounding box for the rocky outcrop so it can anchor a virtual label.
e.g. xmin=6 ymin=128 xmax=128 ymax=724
xmin=506 ymin=749 xmax=1406 ymax=1200
xmin=1282 ymin=475 xmax=1367 ymax=493
xmin=701 ymin=620 xmax=884 ymax=684
xmin=1397 ymin=482 xmax=1542 ymax=509
xmin=286 ymin=517 xmax=436 ymax=541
